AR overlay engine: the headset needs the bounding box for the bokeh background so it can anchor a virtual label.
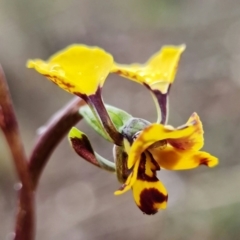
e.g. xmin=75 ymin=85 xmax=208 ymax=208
xmin=1 ymin=0 xmax=240 ymax=239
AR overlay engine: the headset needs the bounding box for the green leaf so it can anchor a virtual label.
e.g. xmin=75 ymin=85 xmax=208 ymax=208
xmin=79 ymin=104 xmax=132 ymax=142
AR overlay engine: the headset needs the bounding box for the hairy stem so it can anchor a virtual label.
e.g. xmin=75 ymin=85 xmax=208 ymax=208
xmin=0 ymin=66 xmax=35 ymax=240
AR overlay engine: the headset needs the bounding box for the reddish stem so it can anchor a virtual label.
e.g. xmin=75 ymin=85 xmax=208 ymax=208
xmin=16 ymin=96 xmax=84 ymax=239
xmin=1 ymin=63 xmax=86 ymax=239
xmin=28 ymin=97 xmax=85 ymax=189
xmin=0 ymin=65 xmax=35 ymax=240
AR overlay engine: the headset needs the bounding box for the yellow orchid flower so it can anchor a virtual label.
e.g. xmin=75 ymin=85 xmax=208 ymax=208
xmin=27 ymin=44 xmax=113 ymax=96
xmin=27 ymin=45 xmax=123 ymax=145
xmin=112 ymin=45 xmax=185 ymax=124
xmin=30 ymin=43 xmax=218 ymax=215
xmin=115 ymin=113 xmax=218 ymax=215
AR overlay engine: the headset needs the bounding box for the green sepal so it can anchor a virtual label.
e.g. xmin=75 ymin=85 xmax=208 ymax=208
xmin=79 ymin=104 xmax=132 ymax=142
xmin=68 ymin=127 xmax=116 ymax=172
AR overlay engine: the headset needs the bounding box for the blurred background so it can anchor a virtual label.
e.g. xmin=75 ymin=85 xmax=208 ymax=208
xmin=1 ymin=0 xmax=240 ymax=239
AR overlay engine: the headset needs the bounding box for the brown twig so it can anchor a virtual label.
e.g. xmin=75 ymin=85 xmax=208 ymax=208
xmin=28 ymin=97 xmax=85 ymax=189
xmin=0 ymin=65 xmax=35 ymax=240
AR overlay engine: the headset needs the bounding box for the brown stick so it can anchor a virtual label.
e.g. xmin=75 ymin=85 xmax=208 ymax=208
xmin=28 ymin=97 xmax=85 ymax=189
xmin=0 ymin=65 xmax=35 ymax=240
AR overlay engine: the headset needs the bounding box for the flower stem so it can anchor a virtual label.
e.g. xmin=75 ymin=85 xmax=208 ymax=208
xmin=85 ymin=88 xmax=123 ymax=146
xmin=144 ymin=83 xmax=170 ymax=124
xmin=29 ymin=97 xmax=85 ymax=190
xmin=0 ymin=65 xmax=35 ymax=240
xmin=152 ymin=91 xmax=169 ymax=124
xmin=16 ymin=97 xmax=84 ymax=239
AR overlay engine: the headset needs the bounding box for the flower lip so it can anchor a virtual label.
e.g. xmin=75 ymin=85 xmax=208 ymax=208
xmin=115 ymin=151 xmax=168 ymax=214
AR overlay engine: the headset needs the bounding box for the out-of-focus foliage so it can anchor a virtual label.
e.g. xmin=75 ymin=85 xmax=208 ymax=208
xmin=1 ymin=0 xmax=240 ymax=239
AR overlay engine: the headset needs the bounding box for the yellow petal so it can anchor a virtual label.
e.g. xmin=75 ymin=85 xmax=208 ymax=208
xmin=27 ymin=44 xmax=113 ymax=95
xmin=132 ymin=179 xmax=168 ymax=215
xmin=112 ymin=45 xmax=185 ymax=93
xmin=168 ymin=112 xmax=204 ymax=151
xmin=132 ymin=152 xmax=168 ymax=215
xmin=127 ymin=118 xmax=199 ymax=169
xmin=135 ymin=151 xmax=160 ymax=178
xmin=116 ymin=152 xmax=167 ymax=214
xmin=150 ymin=146 xmax=218 ymax=170
xmin=114 ymin=156 xmax=140 ymax=195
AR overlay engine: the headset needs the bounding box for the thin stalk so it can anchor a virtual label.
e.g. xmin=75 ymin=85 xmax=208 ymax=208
xmin=0 ymin=65 xmax=35 ymax=240
xmin=81 ymin=88 xmax=123 ymax=146
xmin=29 ymin=97 xmax=85 ymax=189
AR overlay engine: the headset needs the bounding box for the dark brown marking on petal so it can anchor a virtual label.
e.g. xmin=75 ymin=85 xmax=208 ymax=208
xmin=139 ymin=188 xmax=168 ymax=215
xmin=114 ymin=70 xmax=122 ymax=75
xmin=199 ymin=158 xmax=209 ymax=166
xmin=44 ymin=74 xmax=75 ymax=91
xmin=148 ymin=151 xmax=160 ymax=171
xmin=137 ymin=153 xmax=159 ymax=182
xmin=138 ymin=174 xmax=159 ymax=182
xmin=138 ymin=154 xmax=146 ymax=175
xmin=132 ymin=74 xmax=137 ymax=79
xmin=168 ymin=139 xmax=190 ymax=150
xmin=44 ymin=74 xmax=51 ymax=78
xmin=61 ymin=82 xmax=75 ymax=89
xmin=117 ymin=70 xmax=122 ymax=74
xmin=125 ymin=71 xmax=130 ymax=77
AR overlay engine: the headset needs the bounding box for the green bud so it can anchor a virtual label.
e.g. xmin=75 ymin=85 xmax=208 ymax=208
xmin=121 ymin=118 xmax=151 ymax=144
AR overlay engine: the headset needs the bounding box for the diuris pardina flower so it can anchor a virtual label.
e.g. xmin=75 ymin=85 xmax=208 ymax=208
xmin=27 ymin=44 xmax=218 ymax=215
xmin=114 ymin=113 xmax=218 ymax=214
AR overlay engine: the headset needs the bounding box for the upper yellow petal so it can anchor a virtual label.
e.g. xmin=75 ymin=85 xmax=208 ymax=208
xmin=27 ymin=44 xmax=113 ymax=95
xmin=112 ymin=45 xmax=185 ymax=93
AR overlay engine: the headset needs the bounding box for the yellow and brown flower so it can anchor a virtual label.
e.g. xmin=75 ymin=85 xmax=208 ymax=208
xmin=28 ymin=44 xmax=219 ymax=215
xmin=115 ymin=113 xmax=218 ymax=215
